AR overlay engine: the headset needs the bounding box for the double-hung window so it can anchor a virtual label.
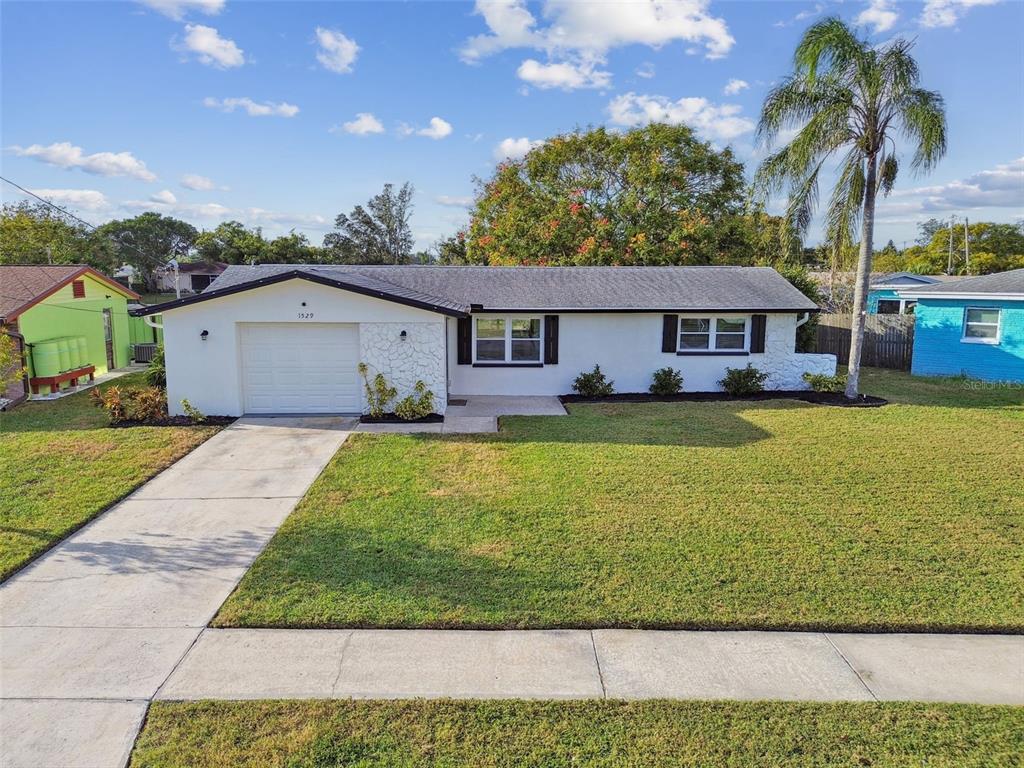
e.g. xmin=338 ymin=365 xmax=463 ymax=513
xmin=962 ymin=308 xmax=1000 ymax=344
xmin=474 ymin=316 xmax=542 ymax=363
xmin=678 ymin=316 xmax=748 ymax=353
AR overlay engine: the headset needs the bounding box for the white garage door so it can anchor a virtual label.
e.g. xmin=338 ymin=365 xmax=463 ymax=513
xmin=240 ymin=323 xmax=360 ymax=414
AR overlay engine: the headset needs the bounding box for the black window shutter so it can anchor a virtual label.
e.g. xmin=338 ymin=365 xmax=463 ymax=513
xmin=750 ymin=314 xmax=767 ymax=353
xmin=457 ymin=317 xmax=471 ymax=364
xmin=662 ymin=314 xmax=678 ymax=353
xmin=543 ymin=315 xmax=559 ymax=364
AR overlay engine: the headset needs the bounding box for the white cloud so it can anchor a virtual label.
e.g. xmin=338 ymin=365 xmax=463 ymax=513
xmin=856 ymin=0 xmax=899 ymax=33
xmin=723 ymin=78 xmax=749 ymax=95
xmin=773 ymin=2 xmax=824 ymax=28
xmin=11 ymin=141 xmax=157 ymax=181
xmin=314 ymin=27 xmax=359 ymax=74
xmin=180 ymin=173 xmax=222 ymax=191
xmin=881 ymin=157 xmax=1024 ymax=213
xmin=920 ymin=0 xmax=999 ymax=27
xmin=635 ymin=62 xmax=656 ymax=79
xmin=28 ymin=189 xmax=109 ymax=211
xmin=436 ymin=195 xmax=474 ymax=207
xmin=180 ymin=23 xmax=245 ymax=68
xmin=123 ymin=197 xmax=231 ymax=218
xmin=150 ymin=189 xmax=178 ymax=205
xmin=494 ymin=136 xmax=543 ymax=161
xmin=516 ymin=59 xmax=611 ymax=90
xmin=243 ymin=208 xmax=330 ymax=228
xmin=462 ymin=0 xmax=734 ymax=61
xmin=335 ymin=112 xmax=385 ymax=135
xmin=135 ymin=0 xmax=224 ymax=20
xmin=417 ymin=117 xmax=453 ymax=140
xmin=607 ymin=92 xmax=755 ymax=141
xmin=203 ymin=97 xmax=299 ymax=117
xmin=460 ymin=0 xmax=732 ymax=91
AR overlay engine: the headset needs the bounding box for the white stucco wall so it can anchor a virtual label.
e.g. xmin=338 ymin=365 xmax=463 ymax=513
xmin=448 ymin=312 xmax=836 ymax=396
xmin=161 ymin=279 xmax=447 ymax=416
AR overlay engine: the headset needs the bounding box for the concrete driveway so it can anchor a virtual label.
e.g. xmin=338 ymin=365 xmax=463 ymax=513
xmin=0 ymin=416 xmax=353 ymax=768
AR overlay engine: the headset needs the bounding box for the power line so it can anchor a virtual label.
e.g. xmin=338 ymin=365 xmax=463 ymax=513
xmin=0 ymin=175 xmax=154 ymax=265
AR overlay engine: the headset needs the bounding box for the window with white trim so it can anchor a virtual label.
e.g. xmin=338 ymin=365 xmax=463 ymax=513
xmin=962 ymin=308 xmax=1000 ymax=344
xmin=474 ymin=316 xmax=542 ymax=363
xmin=678 ymin=316 xmax=749 ymax=352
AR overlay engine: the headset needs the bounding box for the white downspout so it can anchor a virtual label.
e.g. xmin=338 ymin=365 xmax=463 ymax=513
xmin=796 ymin=312 xmax=810 ymax=328
xmin=143 ymin=313 xmax=163 ymax=330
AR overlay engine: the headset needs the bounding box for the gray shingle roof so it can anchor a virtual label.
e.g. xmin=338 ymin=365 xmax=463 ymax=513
xmin=903 ymin=268 xmax=1024 ymax=295
xmin=200 ymin=264 xmax=818 ymax=313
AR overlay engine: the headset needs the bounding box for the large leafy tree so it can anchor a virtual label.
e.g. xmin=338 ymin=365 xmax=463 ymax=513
xmin=96 ymin=212 xmax=198 ymax=291
xmin=324 ymin=182 xmax=415 ymax=264
xmin=755 ymin=18 xmax=946 ymax=397
xmin=464 ymin=124 xmax=749 ymax=265
xmin=0 ymin=202 xmax=116 ymax=270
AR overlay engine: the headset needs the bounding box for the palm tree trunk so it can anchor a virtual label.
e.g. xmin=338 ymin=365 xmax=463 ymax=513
xmin=844 ymin=154 xmax=878 ymax=399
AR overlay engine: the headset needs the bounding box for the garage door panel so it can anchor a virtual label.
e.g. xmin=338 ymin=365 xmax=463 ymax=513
xmin=240 ymin=323 xmax=360 ymax=414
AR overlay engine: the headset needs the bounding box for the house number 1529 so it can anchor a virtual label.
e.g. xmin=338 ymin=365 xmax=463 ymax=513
xmin=298 ymin=312 xmax=314 ymax=319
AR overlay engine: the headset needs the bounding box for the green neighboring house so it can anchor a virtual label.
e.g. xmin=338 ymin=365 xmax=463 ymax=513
xmin=0 ymin=265 xmax=140 ymax=395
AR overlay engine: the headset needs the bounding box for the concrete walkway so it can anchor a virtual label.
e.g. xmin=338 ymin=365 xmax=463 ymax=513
xmin=154 ymin=628 xmax=1023 ymax=704
xmin=0 ymin=416 xmax=354 ymax=768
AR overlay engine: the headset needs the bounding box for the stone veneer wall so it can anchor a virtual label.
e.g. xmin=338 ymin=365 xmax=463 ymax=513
xmin=358 ymin=322 xmax=447 ymax=414
xmin=755 ymin=314 xmax=837 ymax=390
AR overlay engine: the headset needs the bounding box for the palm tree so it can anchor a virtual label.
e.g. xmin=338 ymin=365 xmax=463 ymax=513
xmin=755 ymin=18 xmax=946 ymax=398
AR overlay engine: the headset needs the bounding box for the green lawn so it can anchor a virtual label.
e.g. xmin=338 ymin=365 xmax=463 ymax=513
xmin=215 ymin=368 xmax=1023 ymax=632
xmin=130 ymin=700 xmax=1023 ymax=768
xmin=0 ymin=373 xmax=221 ymax=579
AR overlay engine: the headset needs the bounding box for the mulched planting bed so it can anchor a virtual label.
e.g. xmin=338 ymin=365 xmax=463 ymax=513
xmin=359 ymin=413 xmax=445 ymax=424
xmin=559 ymin=391 xmax=888 ymax=407
xmin=110 ymin=415 xmax=237 ymax=428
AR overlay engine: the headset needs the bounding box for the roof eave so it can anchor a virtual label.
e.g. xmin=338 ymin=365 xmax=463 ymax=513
xmin=3 ymin=266 xmax=139 ymax=321
xmin=898 ymin=291 xmax=1024 ymax=300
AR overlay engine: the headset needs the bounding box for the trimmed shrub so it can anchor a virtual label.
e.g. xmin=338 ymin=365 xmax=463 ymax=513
xmin=802 ymin=371 xmax=847 ymax=393
xmin=719 ymin=364 xmax=768 ymax=396
xmin=650 ymin=367 xmax=684 ymax=396
xmin=394 ymin=381 xmax=436 ymax=421
xmin=572 ymin=365 xmax=615 ymax=398
xmin=91 ymin=385 xmax=167 ymax=424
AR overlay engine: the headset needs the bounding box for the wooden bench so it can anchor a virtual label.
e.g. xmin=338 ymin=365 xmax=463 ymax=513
xmin=30 ymin=365 xmax=96 ymax=395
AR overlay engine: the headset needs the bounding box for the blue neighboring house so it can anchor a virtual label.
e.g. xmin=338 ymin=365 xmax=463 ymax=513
xmin=899 ymin=268 xmax=1024 ymax=382
xmin=868 ymin=272 xmax=957 ymax=314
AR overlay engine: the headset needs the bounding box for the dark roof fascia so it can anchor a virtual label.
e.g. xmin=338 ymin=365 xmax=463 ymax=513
xmin=130 ymin=270 xmax=468 ymax=317
xmin=472 ymin=307 xmax=820 ymax=314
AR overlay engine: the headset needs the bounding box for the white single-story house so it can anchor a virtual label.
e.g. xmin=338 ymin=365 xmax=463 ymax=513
xmin=133 ymin=264 xmax=836 ymax=416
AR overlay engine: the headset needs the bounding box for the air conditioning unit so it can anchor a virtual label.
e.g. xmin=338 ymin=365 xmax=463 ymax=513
xmin=133 ymin=343 xmax=158 ymax=363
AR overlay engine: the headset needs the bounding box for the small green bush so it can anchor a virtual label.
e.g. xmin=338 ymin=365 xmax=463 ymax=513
xmin=180 ymin=398 xmax=207 ymax=423
xmin=572 ymin=365 xmax=615 ymax=398
xmin=802 ymin=371 xmax=847 ymax=393
xmin=358 ymin=362 xmax=397 ymax=418
xmin=145 ymin=345 xmax=166 ymax=389
xmin=719 ymin=364 xmax=768 ymax=396
xmin=650 ymin=367 xmax=684 ymax=396
xmin=394 ymin=381 xmax=436 ymax=421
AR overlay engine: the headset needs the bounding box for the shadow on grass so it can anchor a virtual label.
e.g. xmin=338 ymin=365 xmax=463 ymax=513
xmin=214 ymin=520 xmax=575 ymax=629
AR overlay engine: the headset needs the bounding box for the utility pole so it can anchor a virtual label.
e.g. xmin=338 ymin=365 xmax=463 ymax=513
xmin=964 ymin=216 xmax=970 ymax=271
xmin=947 ymin=215 xmax=954 ymax=274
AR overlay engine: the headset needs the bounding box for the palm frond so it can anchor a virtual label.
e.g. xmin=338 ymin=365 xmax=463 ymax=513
xmin=795 ymin=18 xmax=867 ymax=82
xmin=899 ymin=88 xmax=948 ymax=172
xmin=824 ymin=149 xmax=865 ymax=253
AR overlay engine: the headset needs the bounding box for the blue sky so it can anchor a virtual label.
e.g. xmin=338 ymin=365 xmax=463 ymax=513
xmin=2 ymin=0 xmax=1022 ymax=252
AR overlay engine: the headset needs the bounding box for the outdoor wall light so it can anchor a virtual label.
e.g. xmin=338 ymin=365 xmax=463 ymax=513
xmin=200 ymin=330 xmax=209 ymax=341
xmin=400 ymin=330 xmax=408 ymax=340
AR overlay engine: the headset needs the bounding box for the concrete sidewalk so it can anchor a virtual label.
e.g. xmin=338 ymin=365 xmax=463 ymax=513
xmin=0 ymin=416 xmax=354 ymax=768
xmin=156 ymin=628 xmax=1023 ymax=704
